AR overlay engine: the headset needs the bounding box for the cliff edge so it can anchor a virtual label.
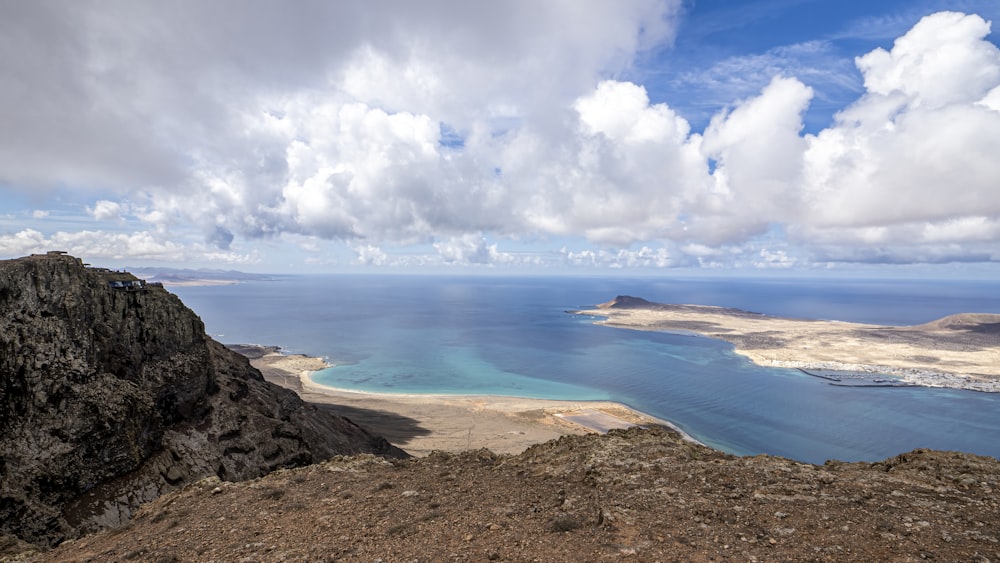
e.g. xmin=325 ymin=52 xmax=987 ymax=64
xmin=0 ymin=253 xmax=405 ymax=549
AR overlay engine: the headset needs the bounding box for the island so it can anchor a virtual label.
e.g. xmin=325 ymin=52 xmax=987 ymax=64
xmin=573 ymin=295 xmax=1000 ymax=392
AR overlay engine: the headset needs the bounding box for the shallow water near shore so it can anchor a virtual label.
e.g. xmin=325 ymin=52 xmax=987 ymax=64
xmin=172 ymin=275 xmax=1000 ymax=464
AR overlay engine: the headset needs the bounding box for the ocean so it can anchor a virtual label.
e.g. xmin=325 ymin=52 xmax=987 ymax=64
xmin=171 ymin=275 xmax=1000 ymax=465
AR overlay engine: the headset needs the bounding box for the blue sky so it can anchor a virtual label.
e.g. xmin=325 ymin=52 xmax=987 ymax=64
xmin=2 ymin=0 xmax=999 ymax=274
xmin=647 ymin=0 xmax=1000 ymax=130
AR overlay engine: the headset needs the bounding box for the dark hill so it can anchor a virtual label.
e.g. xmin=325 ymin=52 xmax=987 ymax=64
xmin=0 ymin=253 xmax=404 ymax=549
xmin=915 ymin=313 xmax=1000 ymax=335
xmin=598 ymin=295 xmax=654 ymax=309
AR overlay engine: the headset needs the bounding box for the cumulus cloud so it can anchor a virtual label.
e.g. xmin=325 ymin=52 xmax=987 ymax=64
xmin=355 ymin=244 xmax=389 ymax=267
xmin=2 ymin=4 xmax=999 ymax=269
xmin=498 ymin=79 xmax=704 ymax=245
xmin=87 ymin=200 xmax=124 ymax=222
xmin=690 ymin=76 xmax=814 ymax=243
xmin=0 ymin=228 xmax=256 ymax=263
xmin=0 ymin=1 xmax=678 ymax=253
xmin=754 ymin=249 xmax=797 ymax=269
xmin=798 ymin=12 xmax=1000 ymax=257
xmin=276 ymin=102 xmax=445 ymax=241
xmin=433 ymin=234 xmax=511 ymax=265
xmin=855 ymin=12 xmax=999 ymax=109
xmin=561 ymin=245 xmax=687 ymax=269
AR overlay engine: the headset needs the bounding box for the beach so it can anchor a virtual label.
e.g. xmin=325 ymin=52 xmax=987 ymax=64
xmin=239 ymin=346 xmax=689 ymax=457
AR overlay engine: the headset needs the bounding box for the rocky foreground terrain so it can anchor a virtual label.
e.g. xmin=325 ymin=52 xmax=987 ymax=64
xmin=18 ymin=426 xmax=1000 ymax=562
xmin=0 ymin=253 xmax=403 ymax=551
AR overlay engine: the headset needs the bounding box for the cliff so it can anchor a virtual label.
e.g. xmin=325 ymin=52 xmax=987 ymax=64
xmin=0 ymin=253 xmax=405 ymax=549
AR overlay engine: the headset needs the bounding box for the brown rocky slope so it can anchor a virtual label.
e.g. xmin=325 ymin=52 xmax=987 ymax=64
xmin=24 ymin=426 xmax=1000 ymax=562
xmin=0 ymin=253 xmax=404 ymax=550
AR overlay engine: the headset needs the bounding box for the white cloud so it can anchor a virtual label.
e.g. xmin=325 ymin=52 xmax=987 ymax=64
xmin=335 ymin=1 xmax=678 ymax=125
xmin=561 ymin=244 xmax=686 ymax=269
xmin=754 ymin=249 xmax=797 ymax=269
xmin=575 ymin=81 xmax=691 ymax=144
xmin=491 ymin=80 xmax=706 ymax=246
xmin=0 ymin=0 xmax=679 ymax=247
xmin=800 ymin=11 xmax=1000 ymax=246
xmin=433 ymin=234 xmax=510 ymax=265
xmin=0 ymin=1 xmax=678 ymax=190
xmin=979 ymin=85 xmax=1000 ymax=111
xmin=87 ymin=200 xmax=124 ymax=221
xmin=922 ymin=216 xmax=1000 ymax=242
xmin=276 ymin=102 xmax=444 ymax=242
xmin=855 ymin=12 xmax=999 ymax=110
xmin=0 ymin=228 xmax=256 ymax=263
xmin=2 ymin=5 xmax=999 ymax=270
xmin=689 ymin=76 xmax=813 ymax=243
xmin=355 ymin=244 xmax=389 ymax=267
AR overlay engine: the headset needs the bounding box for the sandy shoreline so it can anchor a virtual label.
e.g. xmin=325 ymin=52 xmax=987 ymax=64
xmin=239 ymin=346 xmax=693 ymax=457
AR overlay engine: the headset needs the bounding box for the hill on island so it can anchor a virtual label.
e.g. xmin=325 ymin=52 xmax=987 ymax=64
xmin=0 ymin=253 xmax=405 ymax=550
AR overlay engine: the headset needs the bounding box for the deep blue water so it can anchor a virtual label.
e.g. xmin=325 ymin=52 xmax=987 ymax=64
xmin=171 ymin=275 xmax=1000 ymax=464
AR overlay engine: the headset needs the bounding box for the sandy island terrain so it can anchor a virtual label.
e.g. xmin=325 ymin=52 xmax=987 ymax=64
xmin=231 ymin=345 xmax=690 ymax=457
xmin=575 ymin=296 xmax=1000 ymax=392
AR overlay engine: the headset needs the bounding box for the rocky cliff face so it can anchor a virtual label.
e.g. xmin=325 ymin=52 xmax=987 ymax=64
xmin=0 ymin=253 xmax=405 ymax=548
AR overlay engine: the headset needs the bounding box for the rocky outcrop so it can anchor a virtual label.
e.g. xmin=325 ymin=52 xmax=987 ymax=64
xmin=0 ymin=253 xmax=405 ymax=548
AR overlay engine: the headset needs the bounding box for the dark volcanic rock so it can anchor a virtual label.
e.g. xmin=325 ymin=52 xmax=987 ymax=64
xmin=0 ymin=253 xmax=405 ymax=548
xmin=600 ymin=295 xmax=654 ymax=308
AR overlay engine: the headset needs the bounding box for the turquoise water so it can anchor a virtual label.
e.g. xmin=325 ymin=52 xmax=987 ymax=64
xmin=172 ymin=275 xmax=1000 ymax=464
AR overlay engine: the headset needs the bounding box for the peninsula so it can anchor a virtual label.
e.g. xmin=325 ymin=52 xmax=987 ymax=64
xmin=576 ymin=296 xmax=1000 ymax=392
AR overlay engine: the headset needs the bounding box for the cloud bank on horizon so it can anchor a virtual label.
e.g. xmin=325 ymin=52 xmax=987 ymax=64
xmin=1 ymin=1 xmax=999 ymax=272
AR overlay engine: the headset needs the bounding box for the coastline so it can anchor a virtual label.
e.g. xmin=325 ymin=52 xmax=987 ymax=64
xmin=576 ymin=300 xmax=1000 ymax=393
xmin=237 ymin=345 xmax=698 ymax=456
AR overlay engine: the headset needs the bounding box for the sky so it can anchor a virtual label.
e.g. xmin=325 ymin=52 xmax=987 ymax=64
xmin=2 ymin=0 xmax=999 ymax=275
